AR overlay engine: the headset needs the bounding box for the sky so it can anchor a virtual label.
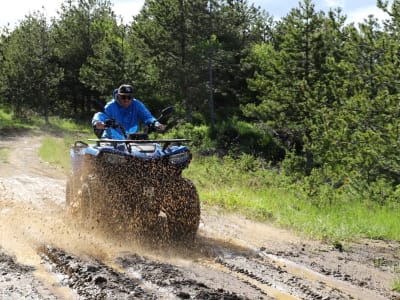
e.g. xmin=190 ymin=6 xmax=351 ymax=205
xmin=0 ymin=0 xmax=392 ymax=29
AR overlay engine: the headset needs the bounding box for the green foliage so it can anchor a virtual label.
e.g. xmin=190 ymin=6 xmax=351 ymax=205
xmin=38 ymin=131 xmax=90 ymax=173
xmin=185 ymin=154 xmax=400 ymax=241
xmin=37 ymin=117 xmax=92 ymax=172
xmin=2 ymin=12 xmax=63 ymax=122
xmin=241 ymin=0 xmax=400 ymax=204
xmin=42 ymin=117 xmax=91 ymax=133
xmin=167 ymin=123 xmax=214 ymax=151
xmin=393 ymin=278 xmax=400 ymax=293
xmin=38 ymin=137 xmax=71 ymax=171
xmin=167 ymin=119 xmax=284 ymax=160
xmin=0 ymin=107 xmax=37 ymax=130
xmin=210 ymin=117 xmax=284 ymax=160
xmin=0 ymin=108 xmax=13 ymax=126
xmin=132 ymin=0 xmax=212 ymax=120
xmin=132 ymin=0 xmax=269 ymax=123
xmin=0 ymin=148 xmax=9 ymax=163
xmin=77 ymin=2 xmax=128 ymax=96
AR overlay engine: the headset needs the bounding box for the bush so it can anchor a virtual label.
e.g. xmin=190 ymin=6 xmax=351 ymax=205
xmin=210 ymin=118 xmax=284 ymax=161
xmin=166 ymin=123 xmax=215 ymax=152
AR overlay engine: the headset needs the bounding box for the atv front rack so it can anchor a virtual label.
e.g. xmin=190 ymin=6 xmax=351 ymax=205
xmin=87 ymin=138 xmax=191 ymax=151
xmin=88 ymin=138 xmax=190 ymax=145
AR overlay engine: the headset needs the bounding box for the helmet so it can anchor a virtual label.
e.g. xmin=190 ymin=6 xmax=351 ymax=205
xmin=117 ymin=84 xmax=134 ymax=97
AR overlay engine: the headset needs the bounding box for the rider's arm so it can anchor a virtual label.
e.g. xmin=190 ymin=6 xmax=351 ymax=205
xmin=135 ymin=99 xmax=156 ymax=125
xmin=134 ymin=99 xmax=165 ymax=130
xmin=92 ymin=112 xmax=107 ymax=129
xmin=92 ymin=99 xmax=118 ymax=129
xmin=135 ymin=100 xmax=166 ymax=131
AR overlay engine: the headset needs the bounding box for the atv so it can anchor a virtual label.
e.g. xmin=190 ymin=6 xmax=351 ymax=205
xmin=66 ymin=105 xmax=200 ymax=241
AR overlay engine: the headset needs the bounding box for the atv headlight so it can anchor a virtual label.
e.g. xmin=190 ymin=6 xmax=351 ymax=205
xmin=168 ymin=151 xmax=190 ymax=165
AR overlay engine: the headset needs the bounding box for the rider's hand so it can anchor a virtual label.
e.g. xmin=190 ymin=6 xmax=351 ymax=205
xmin=154 ymin=121 xmax=166 ymax=132
xmin=95 ymin=121 xmax=105 ymax=129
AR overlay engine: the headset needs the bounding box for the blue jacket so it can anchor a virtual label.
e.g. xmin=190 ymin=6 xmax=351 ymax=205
xmin=92 ymin=98 xmax=156 ymax=137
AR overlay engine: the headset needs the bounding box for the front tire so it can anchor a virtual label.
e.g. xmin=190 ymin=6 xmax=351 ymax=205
xmin=66 ymin=175 xmax=73 ymax=208
xmin=160 ymin=178 xmax=200 ymax=241
xmin=77 ymin=175 xmax=100 ymax=228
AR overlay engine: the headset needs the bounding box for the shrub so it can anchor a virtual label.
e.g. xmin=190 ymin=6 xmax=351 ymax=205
xmin=210 ymin=118 xmax=284 ymax=161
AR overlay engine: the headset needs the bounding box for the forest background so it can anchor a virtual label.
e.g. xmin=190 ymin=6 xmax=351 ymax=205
xmin=1 ymin=0 xmax=400 ymax=242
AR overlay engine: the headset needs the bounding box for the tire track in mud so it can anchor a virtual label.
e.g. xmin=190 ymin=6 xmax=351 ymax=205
xmin=34 ymin=233 xmax=392 ymax=300
xmin=200 ymin=230 xmax=389 ymax=299
xmin=257 ymin=251 xmax=389 ymax=300
xmin=39 ymin=245 xmax=262 ymax=299
xmin=210 ymin=251 xmax=382 ymax=300
xmin=199 ymin=209 xmax=400 ymax=300
xmin=182 ymin=235 xmax=386 ymax=300
xmin=0 ymin=248 xmax=60 ymax=300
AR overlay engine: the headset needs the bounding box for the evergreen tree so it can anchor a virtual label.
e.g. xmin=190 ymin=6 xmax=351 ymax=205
xmin=2 ymin=12 xmax=62 ymax=122
xmin=52 ymin=0 xmax=116 ymax=117
xmin=78 ymin=5 xmax=126 ymax=98
xmin=132 ymin=0 xmax=211 ymax=122
xmin=212 ymin=0 xmax=272 ymax=120
xmin=243 ymin=0 xmax=327 ymax=172
xmin=131 ymin=0 xmax=268 ymax=123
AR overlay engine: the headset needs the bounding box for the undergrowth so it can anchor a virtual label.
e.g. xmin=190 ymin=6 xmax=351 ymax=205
xmin=184 ymin=154 xmax=400 ymax=242
xmin=0 ymin=108 xmax=34 ymax=130
xmin=38 ymin=135 xmax=76 ymax=172
xmin=35 ymin=116 xmax=92 ymax=173
xmin=0 ymin=148 xmax=9 ymax=163
xmin=393 ymin=278 xmax=400 ymax=293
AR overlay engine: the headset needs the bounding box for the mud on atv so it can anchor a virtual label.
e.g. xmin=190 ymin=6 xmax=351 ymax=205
xmin=66 ymin=106 xmax=200 ymax=242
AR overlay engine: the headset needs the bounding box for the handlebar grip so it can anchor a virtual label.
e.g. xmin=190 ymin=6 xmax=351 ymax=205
xmin=104 ymin=119 xmax=115 ymax=127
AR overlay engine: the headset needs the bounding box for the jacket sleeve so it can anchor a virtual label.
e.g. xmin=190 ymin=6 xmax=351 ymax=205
xmin=135 ymin=100 xmax=156 ymax=125
xmin=91 ymin=112 xmax=108 ymax=126
xmin=91 ymin=112 xmax=108 ymax=138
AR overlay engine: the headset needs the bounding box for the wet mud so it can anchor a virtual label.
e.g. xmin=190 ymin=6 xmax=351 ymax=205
xmin=0 ymin=134 xmax=399 ymax=299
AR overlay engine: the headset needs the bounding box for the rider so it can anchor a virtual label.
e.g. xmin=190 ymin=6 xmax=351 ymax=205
xmin=92 ymin=84 xmax=166 ymax=138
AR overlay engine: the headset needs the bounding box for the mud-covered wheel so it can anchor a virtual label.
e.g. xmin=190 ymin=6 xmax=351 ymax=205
xmin=79 ymin=181 xmax=92 ymax=220
xmin=160 ymin=178 xmax=200 ymax=241
xmin=78 ymin=175 xmax=99 ymax=227
xmin=66 ymin=175 xmax=73 ymax=208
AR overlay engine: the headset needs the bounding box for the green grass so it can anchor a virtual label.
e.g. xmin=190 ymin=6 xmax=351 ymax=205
xmin=0 ymin=148 xmax=9 ymax=163
xmin=38 ymin=133 xmax=92 ymax=173
xmin=393 ymin=278 xmax=400 ymax=293
xmin=42 ymin=116 xmax=90 ymax=133
xmin=0 ymin=106 xmax=91 ymax=131
xmin=0 ymin=108 xmax=35 ymax=130
xmin=33 ymin=117 xmax=92 ymax=173
xmin=38 ymin=136 xmax=74 ymax=172
xmin=184 ymin=154 xmax=400 ymax=242
xmin=0 ymin=107 xmax=92 ymax=172
xmin=0 ymin=109 xmax=12 ymax=126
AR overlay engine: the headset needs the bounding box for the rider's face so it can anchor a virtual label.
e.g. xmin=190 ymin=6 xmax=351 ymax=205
xmin=118 ymin=94 xmax=132 ymax=108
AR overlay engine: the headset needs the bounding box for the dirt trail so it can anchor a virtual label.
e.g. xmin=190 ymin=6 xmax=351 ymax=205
xmin=0 ymin=133 xmax=399 ymax=299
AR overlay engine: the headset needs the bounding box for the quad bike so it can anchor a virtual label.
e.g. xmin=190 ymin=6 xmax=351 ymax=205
xmin=66 ymin=105 xmax=200 ymax=241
